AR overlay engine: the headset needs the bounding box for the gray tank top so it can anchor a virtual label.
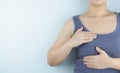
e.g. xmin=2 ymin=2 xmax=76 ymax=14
xmin=72 ymin=12 xmax=120 ymax=73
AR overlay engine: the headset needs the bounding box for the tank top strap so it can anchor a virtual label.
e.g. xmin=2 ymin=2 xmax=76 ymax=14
xmin=116 ymin=12 xmax=120 ymax=29
xmin=117 ymin=12 xmax=120 ymax=22
xmin=118 ymin=12 xmax=120 ymax=16
xmin=72 ymin=15 xmax=83 ymax=35
xmin=72 ymin=15 xmax=82 ymax=59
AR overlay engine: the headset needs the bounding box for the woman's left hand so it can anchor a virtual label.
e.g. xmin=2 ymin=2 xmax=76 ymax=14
xmin=83 ymin=46 xmax=113 ymax=69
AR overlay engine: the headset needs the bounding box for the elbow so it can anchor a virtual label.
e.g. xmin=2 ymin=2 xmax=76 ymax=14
xmin=47 ymin=58 xmax=57 ymax=66
xmin=47 ymin=51 xmax=55 ymax=66
xmin=47 ymin=52 xmax=62 ymax=66
xmin=47 ymin=56 xmax=61 ymax=66
xmin=47 ymin=60 xmax=55 ymax=67
xmin=47 ymin=60 xmax=62 ymax=66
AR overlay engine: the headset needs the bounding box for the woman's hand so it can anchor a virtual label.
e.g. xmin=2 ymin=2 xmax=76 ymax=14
xmin=70 ymin=27 xmax=97 ymax=48
xmin=83 ymin=46 xmax=113 ymax=69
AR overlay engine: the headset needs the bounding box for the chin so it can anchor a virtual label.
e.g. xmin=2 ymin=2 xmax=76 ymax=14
xmin=90 ymin=0 xmax=107 ymax=6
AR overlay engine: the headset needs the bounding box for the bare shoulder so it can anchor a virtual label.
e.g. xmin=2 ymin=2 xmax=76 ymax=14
xmin=61 ymin=17 xmax=75 ymax=37
xmin=48 ymin=17 xmax=75 ymax=51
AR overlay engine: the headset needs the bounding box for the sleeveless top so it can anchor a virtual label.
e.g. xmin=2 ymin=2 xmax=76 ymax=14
xmin=72 ymin=12 xmax=120 ymax=73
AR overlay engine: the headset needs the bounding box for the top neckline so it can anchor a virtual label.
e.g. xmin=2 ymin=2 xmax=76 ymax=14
xmin=77 ymin=12 xmax=119 ymax=36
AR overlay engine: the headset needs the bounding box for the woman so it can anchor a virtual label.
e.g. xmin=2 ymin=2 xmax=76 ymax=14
xmin=47 ymin=0 xmax=120 ymax=73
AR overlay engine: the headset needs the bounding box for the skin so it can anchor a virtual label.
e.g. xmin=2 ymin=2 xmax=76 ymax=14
xmin=47 ymin=0 xmax=120 ymax=70
xmin=83 ymin=47 xmax=114 ymax=69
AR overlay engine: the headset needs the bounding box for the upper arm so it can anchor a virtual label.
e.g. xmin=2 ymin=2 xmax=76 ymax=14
xmin=49 ymin=17 xmax=75 ymax=50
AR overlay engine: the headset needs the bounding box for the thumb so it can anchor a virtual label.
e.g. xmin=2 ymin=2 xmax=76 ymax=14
xmin=96 ymin=46 xmax=106 ymax=54
xmin=78 ymin=27 xmax=83 ymax=32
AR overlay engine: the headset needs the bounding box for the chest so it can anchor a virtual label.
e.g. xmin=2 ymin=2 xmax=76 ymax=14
xmin=77 ymin=34 xmax=120 ymax=58
xmin=80 ymin=16 xmax=117 ymax=34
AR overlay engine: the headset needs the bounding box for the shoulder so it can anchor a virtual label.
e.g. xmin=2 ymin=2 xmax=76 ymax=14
xmin=63 ymin=15 xmax=79 ymax=36
xmin=64 ymin=14 xmax=80 ymax=27
xmin=62 ymin=14 xmax=81 ymax=36
xmin=60 ymin=17 xmax=74 ymax=37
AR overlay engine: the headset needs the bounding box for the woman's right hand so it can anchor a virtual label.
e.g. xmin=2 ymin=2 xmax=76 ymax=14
xmin=69 ymin=27 xmax=97 ymax=48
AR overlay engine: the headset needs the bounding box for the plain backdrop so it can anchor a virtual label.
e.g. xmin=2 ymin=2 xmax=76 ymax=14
xmin=0 ymin=0 xmax=120 ymax=73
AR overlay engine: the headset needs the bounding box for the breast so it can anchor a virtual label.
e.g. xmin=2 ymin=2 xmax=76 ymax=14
xmin=76 ymin=33 xmax=120 ymax=59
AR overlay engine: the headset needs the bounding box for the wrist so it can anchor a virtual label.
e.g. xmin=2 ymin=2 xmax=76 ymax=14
xmin=66 ymin=39 xmax=75 ymax=48
xmin=109 ymin=58 xmax=120 ymax=70
xmin=109 ymin=58 xmax=114 ymax=68
xmin=108 ymin=57 xmax=116 ymax=69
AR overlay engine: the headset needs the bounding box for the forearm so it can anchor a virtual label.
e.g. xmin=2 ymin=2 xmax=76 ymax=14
xmin=48 ymin=39 xmax=75 ymax=66
xmin=109 ymin=58 xmax=120 ymax=70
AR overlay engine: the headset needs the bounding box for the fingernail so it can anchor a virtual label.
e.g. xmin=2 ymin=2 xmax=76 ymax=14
xmin=95 ymin=34 xmax=97 ymax=37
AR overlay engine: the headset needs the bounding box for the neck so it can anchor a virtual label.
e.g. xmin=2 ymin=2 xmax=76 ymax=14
xmin=86 ymin=3 xmax=112 ymax=17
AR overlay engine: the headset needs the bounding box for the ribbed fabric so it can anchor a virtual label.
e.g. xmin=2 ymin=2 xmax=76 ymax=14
xmin=72 ymin=12 xmax=120 ymax=73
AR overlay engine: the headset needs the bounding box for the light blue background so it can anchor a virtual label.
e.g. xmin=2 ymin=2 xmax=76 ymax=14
xmin=0 ymin=0 xmax=120 ymax=73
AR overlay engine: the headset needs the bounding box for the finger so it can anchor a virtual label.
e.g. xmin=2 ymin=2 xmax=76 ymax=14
xmin=83 ymin=39 xmax=93 ymax=42
xmin=83 ymin=61 xmax=94 ymax=66
xmin=84 ymin=39 xmax=93 ymax=42
xmin=83 ymin=36 xmax=96 ymax=40
xmin=86 ymin=65 xmax=95 ymax=68
xmin=83 ymin=57 xmax=95 ymax=62
xmin=83 ymin=58 xmax=93 ymax=62
xmin=82 ymin=33 xmax=97 ymax=37
xmin=78 ymin=35 xmax=96 ymax=41
xmin=83 ymin=57 xmax=93 ymax=60
xmin=84 ymin=56 xmax=96 ymax=59
xmin=77 ymin=27 xmax=83 ymax=33
xmin=96 ymin=46 xmax=106 ymax=54
xmin=83 ymin=37 xmax=96 ymax=40
xmin=82 ymin=31 xmax=96 ymax=34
